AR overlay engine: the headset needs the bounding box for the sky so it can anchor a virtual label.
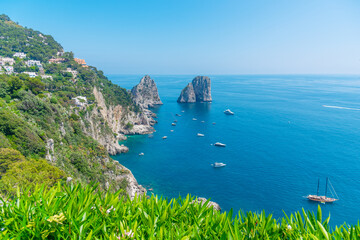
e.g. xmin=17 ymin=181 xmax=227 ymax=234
xmin=1 ymin=0 xmax=360 ymax=74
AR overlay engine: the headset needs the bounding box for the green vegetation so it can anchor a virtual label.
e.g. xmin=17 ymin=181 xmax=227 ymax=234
xmin=0 ymin=183 xmax=357 ymax=239
xmin=0 ymin=14 xmax=146 ymax=195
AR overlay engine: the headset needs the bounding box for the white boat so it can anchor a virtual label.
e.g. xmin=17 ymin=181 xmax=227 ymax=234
xmin=176 ymin=114 xmax=181 ymax=116
xmin=201 ymin=121 xmax=205 ymax=123
xmin=197 ymin=133 xmax=205 ymax=137
xmin=214 ymin=142 xmax=226 ymax=147
xmin=170 ymin=130 xmax=174 ymax=132
xmin=181 ymin=110 xmax=185 ymax=112
xmin=162 ymin=136 xmax=167 ymax=139
xmin=192 ymin=118 xmax=197 ymax=121
xmin=212 ymin=162 xmax=226 ymax=168
xmin=172 ymin=123 xmax=176 ymax=126
xmin=139 ymin=152 xmax=144 ymax=156
xmin=224 ymin=109 xmax=234 ymax=115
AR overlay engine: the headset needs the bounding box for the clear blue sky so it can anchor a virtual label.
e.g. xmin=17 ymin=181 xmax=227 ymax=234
xmin=2 ymin=0 xmax=360 ymax=74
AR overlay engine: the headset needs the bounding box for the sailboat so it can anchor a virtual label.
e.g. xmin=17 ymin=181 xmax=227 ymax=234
xmin=306 ymin=178 xmax=339 ymax=203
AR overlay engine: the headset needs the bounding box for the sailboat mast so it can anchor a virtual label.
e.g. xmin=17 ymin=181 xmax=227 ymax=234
xmin=325 ymin=177 xmax=328 ymax=197
xmin=317 ymin=178 xmax=320 ymax=196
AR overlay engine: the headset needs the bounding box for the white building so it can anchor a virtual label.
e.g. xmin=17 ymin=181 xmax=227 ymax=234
xmin=23 ymin=72 xmax=37 ymax=78
xmin=0 ymin=57 xmax=15 ymax=66
xmin=13 ymin=52 xmax=26 ymax=59
xmin=41 ymin=75 xmax=53 ymax=80
xmin=25 ymin=60 xmax=42 ymax=68
xmin=66 ymin=68 xmax=78 ymax=78
xmin=73 ymin=96 xmax=87 ymax=107
xmin=3 ymin=66 xmax=14 ymax=74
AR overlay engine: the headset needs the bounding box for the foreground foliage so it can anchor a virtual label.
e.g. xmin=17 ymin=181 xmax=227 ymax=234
xmin=0 ymin=184 xmax=358 ymax=239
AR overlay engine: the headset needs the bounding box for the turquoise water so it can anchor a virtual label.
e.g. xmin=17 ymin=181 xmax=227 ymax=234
xmin=110 ymin=74 xmax=360 ymax=226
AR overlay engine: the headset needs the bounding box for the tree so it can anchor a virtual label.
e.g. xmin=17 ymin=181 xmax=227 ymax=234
xmin=0 ymin=159 xmax=66 ymax=195
xmin=0 ymin=148 xmax=25 ymax=174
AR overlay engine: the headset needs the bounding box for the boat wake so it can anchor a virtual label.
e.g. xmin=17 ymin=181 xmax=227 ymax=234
xmin=322 ymin=105 xmax=360 ymax=111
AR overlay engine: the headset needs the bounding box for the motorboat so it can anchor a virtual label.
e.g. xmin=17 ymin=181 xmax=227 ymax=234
xmin=214 ymin=142 xmax=226 ymax=147
xmin=139 ymin=152 xmax=144 ymax=156
xmin=192 ymin=118 xmax=197 ymax=121
xmin=172 ymin=123 xmax=176 ymax=126
xmin=224 ymin=109 xmax=234 ymax=115
xmin=197 ymin=133 xmax=205 ymax=137
xmin=212 ymin=162 xmax=226 ymax=168
xmin=176 ymin=114 xmax=181 ymax=117
xmin=162 ymin=136 xmax=167 ymax=139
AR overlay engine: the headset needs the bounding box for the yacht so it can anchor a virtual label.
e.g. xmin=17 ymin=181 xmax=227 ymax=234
xmin=162 ymin=136 xmax=167 ymax=139
xmin=139 ymin=152 xmax=144 ymax=156
xmin=214 ymin=142 xmax=226 ymax=147
xmin=212 ymin=162 xmax=226 ymax=168
xmin=197 ymin=133 xmax=205 ymax=137
xmin=224 ymin=109 xmax=234 ymax=115
xmin=171 ymin=123 xmax=176 ymax=126
xmin=192 ymin=118 xmax=197 ymax=121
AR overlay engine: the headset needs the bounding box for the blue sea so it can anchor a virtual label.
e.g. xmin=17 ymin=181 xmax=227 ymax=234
xmin=109 ymin=74 xmax=360 ymax=227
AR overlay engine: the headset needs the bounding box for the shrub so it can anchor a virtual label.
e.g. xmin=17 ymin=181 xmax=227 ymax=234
xmin=0 ymin=148 xmax=25 ymax=174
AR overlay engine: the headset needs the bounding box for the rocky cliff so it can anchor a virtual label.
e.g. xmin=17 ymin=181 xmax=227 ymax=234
xmin=177 ymin=76 xmax=212 ymax=103
xmin=131 ymin=75 xmax=163 ymax=109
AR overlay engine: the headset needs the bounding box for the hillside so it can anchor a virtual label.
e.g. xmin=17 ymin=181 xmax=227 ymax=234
xmin=0 ymin=14 xmax=152 ymax=197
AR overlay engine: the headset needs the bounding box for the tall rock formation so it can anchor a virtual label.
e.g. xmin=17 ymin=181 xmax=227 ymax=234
xmin=177 ymin=76 xmax=212 ymax=103
xmin=131 ymin=75 xmax=162 ymax=109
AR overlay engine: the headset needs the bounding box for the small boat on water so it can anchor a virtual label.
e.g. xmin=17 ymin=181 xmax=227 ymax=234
xmin=212 ymin=162 xmax=226 ymax=168
xmin=212 ymin=122 xmax=216 ymax=125
xmin=224 ymin=109 xmax=234 ymax=115
xmin=172 ymin=123 xmax=176 ymax=126
xmin=176 ymin=114 xmax=181 ymax=117
xmin=174 ymin=120 xmax=178 ymax=123
xmin=306 ymin=178 xmax=339 ymax=203
xmin=181 ymin=110 xmax=185 ymax=112
xmin=201 ymin=120 xmax=205 ymax=123
xmin=139 ymin=152 xmax=144 ymax=156
xmin=197 ymin=133 xmax=205 ymax=137
xmin=192 ymin=118 xmax=197 ymax=121
xmin=214 ymin=142 xmax=226 ymax=147
xmin=170 ymin=130 xmax=174 ymax=132
xmin=162 ymin=136 xmax=167 ymax=139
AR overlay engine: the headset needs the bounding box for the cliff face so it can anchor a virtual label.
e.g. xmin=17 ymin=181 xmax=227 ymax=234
xmin=131 ymin=75 xmax=163 ymax=109
xmin=177 ymin=76 xmax=212 ymax=103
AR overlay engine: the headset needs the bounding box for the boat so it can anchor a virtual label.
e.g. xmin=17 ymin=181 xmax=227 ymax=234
xmin=197 ymin=133 xmax=204 ymax=137
xmin=212 ymin=122 xmax=216 ymax=125
xmin=201 ymin=121 xmax=205 ymax=123
xmin=174 ymin=120 xmax=178 ymax=123
xmin=162 ymin=136 xmax=167 ymax=139
xmin=176 ymin=114 xmax=181 ymax=117
xmin=212 ymin=162 xmax=226 ymax=168
xmin=192 ymin=118 xmax=197 ymax=121
xmin=224 ymin=109 xmax=234 ymax=115
xmin=181 ymin=110 xmax=185 ymax=112
xmin=139 ymin=152 xmax=144 ymax=156
xmin=171 ymin=123 xmax=176 ymax=126
xmin=170 ymin=130 xmax=174 ymax=132
xmin=306 ymin=178 xmax=339 ymax=203
xmin=214 ymin=142 xmax=226 ymax=147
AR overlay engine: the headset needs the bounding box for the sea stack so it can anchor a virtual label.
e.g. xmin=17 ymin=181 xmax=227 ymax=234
xmin=177 ymin=76 xmax=212 ymax=103
xmin=131 ymin=75 xmax=163 ymax=108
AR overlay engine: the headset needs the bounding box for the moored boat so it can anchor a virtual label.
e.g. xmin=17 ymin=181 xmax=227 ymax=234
xmin=224 ymin=109 xmax=234 ymax=115
xmin=306 ymin=178 xmax=339 ymax=203
xmin=214 ymin=142 xmax=226 ymax=147
xmin=172 ymin=123 xmax=176 ymax=126
xmin=197 ymin=133 xmax=204 ymax=137
xmin=162 ymin=136 xmax=167 ymax=139
xmin=212 ymin=162 xmax=226 ymax=168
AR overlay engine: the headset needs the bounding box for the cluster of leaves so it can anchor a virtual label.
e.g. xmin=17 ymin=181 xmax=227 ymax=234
xmin=0 ymin=183 xmax=357 ymax=239
xmin=0 ymin=148 xmax=66 ymax=195
xmin=0 ymin=14 xmax=62 ymax=61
